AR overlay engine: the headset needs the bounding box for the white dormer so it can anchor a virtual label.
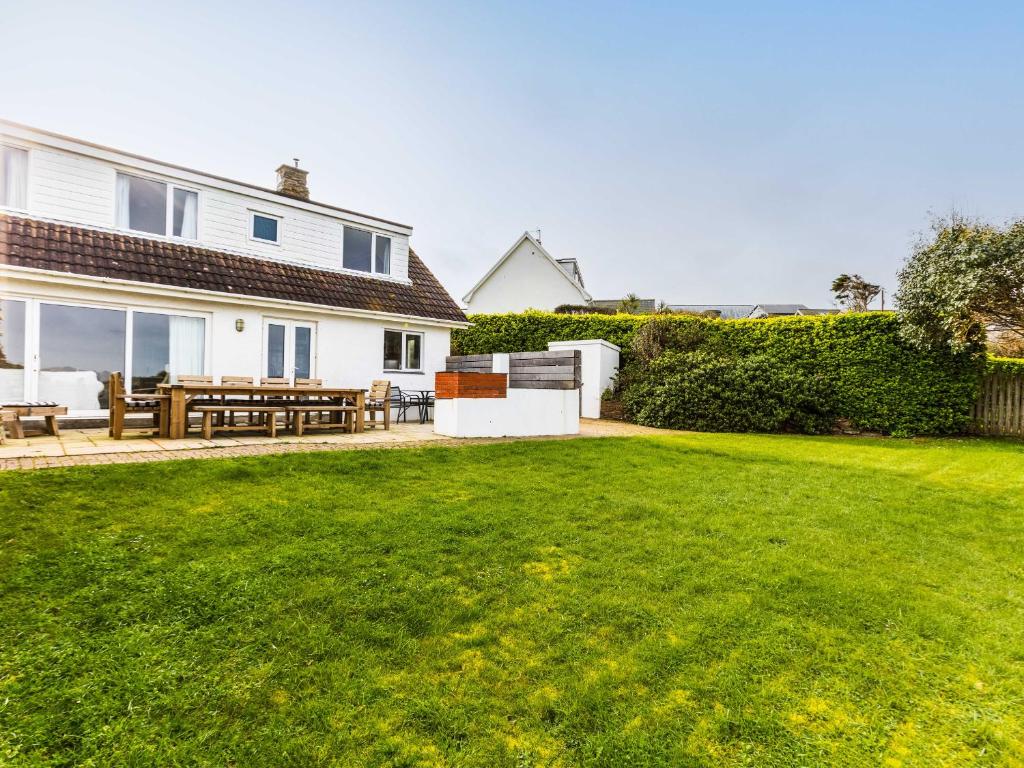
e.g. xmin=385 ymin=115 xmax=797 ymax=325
xmin=0 ymin=119 xmax=413 ymax=283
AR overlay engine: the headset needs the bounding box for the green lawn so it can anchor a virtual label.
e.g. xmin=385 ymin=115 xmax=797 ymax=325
xmin=1 ymin=434 xmax=1023 ymax=767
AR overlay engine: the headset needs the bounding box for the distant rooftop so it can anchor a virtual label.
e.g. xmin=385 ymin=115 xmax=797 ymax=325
xmin=590 ymin=298 xmax=657 ymax=314
xmin=669 ymin=304 xmax=756 ymax=319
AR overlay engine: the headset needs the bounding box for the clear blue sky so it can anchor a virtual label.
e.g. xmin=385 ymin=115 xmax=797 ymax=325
xmin=6 ymin=1 xmax=1024 ymax=307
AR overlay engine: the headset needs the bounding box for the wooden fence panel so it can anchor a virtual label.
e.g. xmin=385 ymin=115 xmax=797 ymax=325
xmin=446 ymin=351 xmax=582 ymax=390
xmin=973 ymin=373 xmax=1024 ymax=436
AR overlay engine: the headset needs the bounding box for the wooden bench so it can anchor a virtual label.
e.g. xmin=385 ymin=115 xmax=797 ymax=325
xmin=0 ymin=402 xmax=68 ymax=438
xmin=286 ymin=403 xmax=357 ymax=435
xmin=193 ymin=405 xmax=287 ymax=439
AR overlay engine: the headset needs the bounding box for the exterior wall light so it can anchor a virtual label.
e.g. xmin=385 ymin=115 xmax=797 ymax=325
xmin=235 ymin=319 xmax=245 ymax=332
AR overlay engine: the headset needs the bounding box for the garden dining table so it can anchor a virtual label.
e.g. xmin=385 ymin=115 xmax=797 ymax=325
xmin=157 ymin=383 xmax=367 ymax=439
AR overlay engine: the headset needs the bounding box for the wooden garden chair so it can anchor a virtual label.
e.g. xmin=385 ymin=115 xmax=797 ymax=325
xmin=108 ymin=372 xmax=170 ymax=439
xmin=365 ymin=380 xmax=392 ymax=429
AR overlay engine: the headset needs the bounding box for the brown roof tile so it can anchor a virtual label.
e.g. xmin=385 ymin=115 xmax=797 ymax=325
xmin=0 ymin=215 xmax=467 ymax=323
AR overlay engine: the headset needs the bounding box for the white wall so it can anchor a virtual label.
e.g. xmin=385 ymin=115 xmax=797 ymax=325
xmin=6 ymin=128 xmax=412 ymax=282
xmin=464 ymin=238 xmax=588 ymax=314
xmin=548 ymin=339 xmax=620 ymax=419
xmin=434 ymin=387 xmax=580 ymax=437
xmin=2 ymin=272 xmax=450 ymax=414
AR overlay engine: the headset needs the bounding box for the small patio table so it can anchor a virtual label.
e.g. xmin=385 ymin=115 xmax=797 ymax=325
xmin=403 ymin=389 xmax=435 ymax=424
xmin=157 ymin=383 xmax=366 ymax=439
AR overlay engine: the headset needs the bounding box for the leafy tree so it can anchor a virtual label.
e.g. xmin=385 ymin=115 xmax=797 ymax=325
xmin=618 ymin=293 xmax=642 ymax=314
xmin=831 ymin=274 xmax=881 ymax=312
xmin=897 ymin=215 xmax=1024 ymax=352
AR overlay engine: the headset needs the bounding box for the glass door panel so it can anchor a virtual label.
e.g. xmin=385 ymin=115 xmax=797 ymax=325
xmin=39 ymin=303 xmax=125 ymax=410
xmin=0 ymin=298 xmax=27 ymax=401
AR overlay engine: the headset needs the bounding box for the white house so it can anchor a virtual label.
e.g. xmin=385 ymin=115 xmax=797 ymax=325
xmin=0 ymin=120 xmax=467 ymax=416
xmin=462 ymin=232 xmax=591 ymax=314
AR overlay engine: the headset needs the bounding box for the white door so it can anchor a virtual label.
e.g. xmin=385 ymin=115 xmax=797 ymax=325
xmin=263 ymin=319 xmax=316 ymax=380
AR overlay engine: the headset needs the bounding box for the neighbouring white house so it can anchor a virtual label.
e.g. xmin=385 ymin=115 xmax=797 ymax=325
xmin=0 ymin=120 xmax=467 ymax=417
xmin=462 ymin=231 xmax=591 ymax=314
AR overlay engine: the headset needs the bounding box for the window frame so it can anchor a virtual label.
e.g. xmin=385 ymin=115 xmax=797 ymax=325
xmin=115 ymin=171 xmax=201 ymax=241
xmin=248 ymin=210 xmax=282 ymax=245
xmin=383 ymin=329 xmax=424 ymax=373
xmin=0 ymin=143 xmax=30 ymax=212
xmin=342 ymin=226 xmax=393 ymax=276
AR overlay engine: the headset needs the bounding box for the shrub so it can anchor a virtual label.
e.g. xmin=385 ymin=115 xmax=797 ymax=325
xmin=987 ymin=356 xmax=1024 ymax=375
xmin=453 ymin=311 xmax=985 ymax=435
xmin=623 ymin=352 xmax=835 ymax=434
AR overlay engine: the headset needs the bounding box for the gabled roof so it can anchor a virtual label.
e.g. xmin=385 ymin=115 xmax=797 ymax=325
xmin=462 ymin=231 xmax=591 ymax=304
xmin=0 ymin=214 xmax=467 ymax=324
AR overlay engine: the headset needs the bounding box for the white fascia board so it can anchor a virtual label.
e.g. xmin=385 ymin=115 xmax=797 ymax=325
xmin=1 ymin=264 xmax=470 ymax=329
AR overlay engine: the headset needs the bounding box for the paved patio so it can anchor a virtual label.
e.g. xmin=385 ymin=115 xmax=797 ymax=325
xmin=0 ymin=419 xmax=666 ymax=471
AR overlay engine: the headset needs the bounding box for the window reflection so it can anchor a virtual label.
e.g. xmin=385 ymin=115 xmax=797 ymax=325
xmin=39 ymin=304 xmax=125 ymax=409
xmin=0 ymin=298 xmax=26 ymax=401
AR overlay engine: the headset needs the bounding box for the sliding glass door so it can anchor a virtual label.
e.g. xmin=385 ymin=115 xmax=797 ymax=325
xmin=0 ymin=298 xmax=27 ymax=401
xmin=2 ymin=298 xmax=208 ymax=413
xmin=39 ymin=303 xmax=126 ymax=410
xmin=131 ymin=312 xmax=205 ymax=391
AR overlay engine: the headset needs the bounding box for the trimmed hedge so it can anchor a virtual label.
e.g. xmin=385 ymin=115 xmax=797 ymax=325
xmin=624 ymin=351 xmax=835 ymax=434
xmin=987 ymin=356 xmax=1024 ymax=375
xmin=452 ymin=311 xmax=986 ymax=435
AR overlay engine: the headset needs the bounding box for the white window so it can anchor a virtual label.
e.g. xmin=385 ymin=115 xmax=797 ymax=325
xmin=115 ymin=172 xmax=198 ymax=239
xmin=0 ymin=145 xmax=28 ymax=209
xmin=384 ymin=329 xmax=422 ymax=372
xmin=250 ymin=211 xmax=281 ymax=244
xmin=264 ymin=319 xmax=315 ymax=380
xmin=343 ymin=226 xmax=391 ymax=275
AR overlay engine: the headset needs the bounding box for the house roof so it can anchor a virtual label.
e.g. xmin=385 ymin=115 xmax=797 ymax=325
xmin=750 ymin=304 xmax=809 ymax=315
xmin=668 ymin=304 xmax=756 ymax=319
xmin=590 ymin=298 xmax=658 ymax=313
xmin=0 ymin=214 xmax=467 ymax=324
xmin=462 ymin=232 xmax=591 ymax=304
xmin=555 ymin=258 xmax=585 ymax=288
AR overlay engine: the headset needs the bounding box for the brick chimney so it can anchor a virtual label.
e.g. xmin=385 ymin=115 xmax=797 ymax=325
xmin=276 ymin=159 xmax=309 ymax=200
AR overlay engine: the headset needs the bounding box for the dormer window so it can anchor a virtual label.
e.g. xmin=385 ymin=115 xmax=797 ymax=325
xmin=0 ymin=145 xmax=28 ymax=210
xmin=250 ymin=212 xmax=280 ymax=244
xmin=115 ymin=172 xmax=198 ymax=240
xmin=343 ymin=226 xmax=391 ymax=275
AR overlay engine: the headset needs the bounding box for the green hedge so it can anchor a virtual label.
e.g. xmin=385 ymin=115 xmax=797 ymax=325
xmin=452 ymin=311 xmax=985 ymax=435
xmin=987 ymin=356 xmax=1024 ymax=375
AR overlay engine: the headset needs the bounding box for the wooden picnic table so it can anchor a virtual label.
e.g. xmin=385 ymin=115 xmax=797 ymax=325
xmin=157 ymin=384 xmax=366 ymax=439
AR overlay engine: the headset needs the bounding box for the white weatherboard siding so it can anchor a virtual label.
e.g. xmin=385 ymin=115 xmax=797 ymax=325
xmin=2 ymin=122 xmax=412 ymax=282
xmin=3 ymin=272 xmax=451 ymax=416
xmin=463 ymin=235 xmax=589 ymax=314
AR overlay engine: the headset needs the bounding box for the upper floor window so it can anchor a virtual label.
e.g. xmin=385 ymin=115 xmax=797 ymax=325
xmin=343 ymin=226 xmax=391 ymax=275
xmin=115 ymin=172 xmax=198 ymax=239
xmin=250 ymin=212 xmax=280 ymax=244
xmin=0 ymin=145 xmax=28 ymax=209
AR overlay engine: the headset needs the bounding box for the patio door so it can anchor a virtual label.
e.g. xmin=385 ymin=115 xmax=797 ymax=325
xmin=263 ymin=318 xmax=316 ymax=380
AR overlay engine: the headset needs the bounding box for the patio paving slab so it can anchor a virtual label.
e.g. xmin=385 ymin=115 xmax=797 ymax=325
xmin=0 ymin=419 xmax=668 ymax=471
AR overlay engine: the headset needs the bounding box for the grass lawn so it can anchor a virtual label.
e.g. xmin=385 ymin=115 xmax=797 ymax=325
xmin=1 ymin=434 xmax=1023 ymax=767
